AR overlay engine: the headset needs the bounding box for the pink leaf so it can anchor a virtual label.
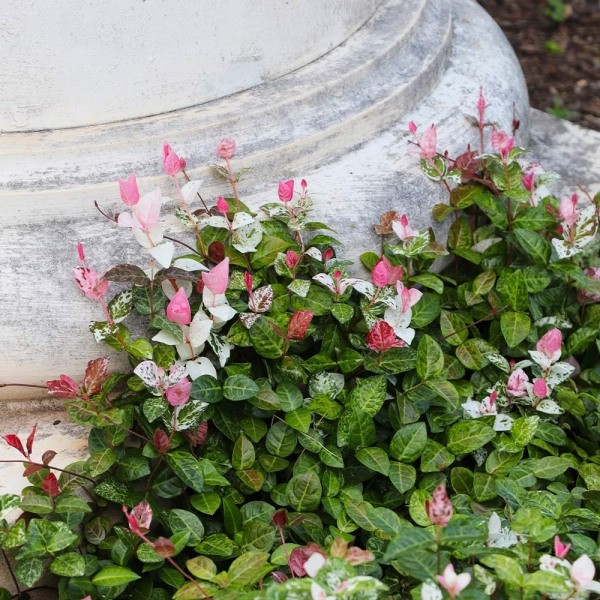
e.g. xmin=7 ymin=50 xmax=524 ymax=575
xmin=202 ymin=258 xmax=230 ymax=295
xmin=166 ymin=287 xmax=192 ymax=325
xmin=83 ymin=357 xmax=110 ymax=395
xmin=41 ymin=473 xmax=60 ymax=498
xmin=287 ymin=310 xmax=314 ymax=340
xmin=366 ymin=321 xmax=404 ymax=352
xmin=47 ymin=374 xmax=79 ymax=399
xmin=278 ymin=180 xmax=294 ymax=203
xmin=165 ymin=378 xmax=192 ymax=407
xmin=26 ymin=423 xmax=37 ymax=457
xmin=216 ymin=138 xmax=236 ymax=160
xmin=3 ymin=434 xmax=26 ymax=457
xmin=371 ymin=259 xmax=390 ymax=288
xmin=118 ymin=173 xmax=140 ymax=206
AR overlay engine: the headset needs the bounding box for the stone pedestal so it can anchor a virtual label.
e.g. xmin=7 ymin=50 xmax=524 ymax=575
xmin=0 ymin=0 xmax=531 ymax=515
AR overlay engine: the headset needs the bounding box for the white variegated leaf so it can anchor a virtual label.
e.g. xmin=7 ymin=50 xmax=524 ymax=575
xmin=173 ymin=257 xmax=208 ymax=272
xmin=396 ymin=326 xmax=416 ymax=346
xmin=420 ymin=580 xmax=443 ymax=600
xmin=546 ymin=362 xmax=575 ymax=386
xmin=249 ymin=285 xmax=273 ymax=313
xmin=174 ymin=398 xmax=209 ymax=432
xmin=133 ymin=361 xmax=163 ymax=394
xmin=231 ymin=212 xmax=255 ymax=230
xmin=209 ymin=333 xmax=232 ymax=367
xmin=189 ymin=311 xmax=213 ymax=347
xmin=352 ymin=280 xmax=376 ymax=299
xmin=534 ymin=316 xmax=572 ymax=329
xmin=312 ymin=273 xmax=335 ymax=293
xmin=461 ymin=399 xmax=481 ymax=418
xmin=552 ymin=238 xmax=582 ymax=259
xmin=152 ymin=329 xmax=181 ymax=346
xmin=133 ymin=225 xmax=163 ymax=249
xmin=494 ymin=413 xmax=514 ymax=432
xmin=205 ymin=216 xmax=230 ymax=229
xmin=148 ymin=241 xmax=175 ymax=268
xmin=208 ymin=303 xmax=237 ymax=323
xmin=90 ymin=322 xmax=119 ymax=343
xmin=161 ymin=280 xmax=193 ymax=300
xmin=308 ymin=372 xmax=345 ymax=398
xmin=535 ymin=399 xmax=563 ymax=415
xmin=239 ymin=312 xmax=261 ymax=329
xmin=528 ymin=350 xmax=553 ymax=370
xmin=186 ymin=357 xmax=217 ymax=380
xmin=305 ymin=247 xmax=322 ymax=261
xmin=232 ymin=222 xmax=263 ymax=253
xmin=487 ymin=353 xmax=510 ymax=373
xmin=164 ymin=364 xmax=187 ymax=387
xmin=288 ymin=279 xmax=311 ymax=297
xmin=181 ymin=179 xmax=204 ymax=204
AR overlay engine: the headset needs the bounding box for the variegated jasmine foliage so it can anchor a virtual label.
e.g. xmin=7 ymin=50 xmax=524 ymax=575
xmin=2 ymin=96 xmax=600 ymax=600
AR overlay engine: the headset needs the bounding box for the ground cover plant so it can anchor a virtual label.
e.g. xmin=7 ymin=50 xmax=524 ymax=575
xmin=1 ymin=91 xmax=600 ymax=599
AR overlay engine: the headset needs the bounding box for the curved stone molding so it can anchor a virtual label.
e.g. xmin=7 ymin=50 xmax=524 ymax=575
xmin=0 ymin=0 xmax=529 ymax=403
xmin=3 ymin=0 xmax=450 ymax=191
xmin=0 ymin=0 xmax=382 ymax=131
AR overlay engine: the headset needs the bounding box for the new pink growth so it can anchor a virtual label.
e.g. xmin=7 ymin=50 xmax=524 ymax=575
xmin=570 ymin=555 xmax=597 ymax=590
xmin=506 ymin=368 xmax=529 ymax=398
xmin=117 ymin=188 xmax=163 ymax=233
xmin=491 ymin=128 xmax=515 ymax=159
xmin=216 ymin=137 xmax=236 ymax=160
xmin=381 ymin=257 xmax=403 ymax=285
xmin=392 ymin=214 xmax=418 ymax=242
xmin=397 ymin=281 xmax=423 ymax=313
xmin=437 ymin=564 xmax=471 ymax=599
xmin=278 ymin=180 xmax=294 ymax=203
xmin=408 ymin=120 xmax=417 ymax=135
xmin=165 ymin=377 xmax=192 ymax=407
xmin=372 ymin=259 xmax=390 ymax=288
xmin=559 ymin=194 xmax=578 ymax=226
xmin=554 ymin=536 xmax=571 ymax=559
xmin=118 ymin=173 xmax=140 ymax=206
xmin=367 ymin=321 xmax=405 ymax=352
xmin=216 ymin=196 xmax=229 ymax=214
xmin=166 ymin=288 xmax=192 ymax=325
xmin=417 ymin=124 xmax=437 ymax=160
xmin=244 ymin=271 xmax=253 ymax=294
xmin=477 ymin=87 xmax=487 ymax=125
xmin=162 ymin=142 xmax=186 ymax=176
xmin=537 ymin=329 xmax=562 ymax=364
xmin=425 ymin=483 xmax=453 ymax=527
xmin=74 ymin=242 xmax=108 ymax=301
xmin=533 ymin=378 xmax=549 ymax=399
xmin=522 ymin=171 xmax=535 ymax=192
xmin=123 ymin=500 xmax=153 ymax=535
xmin=202 ymin=258 xmax=230 ymax=295
xmin=286 ymin=250 xmax=301 ymax=269
xmin=47 ymin=374 xmax=79 ymax=399
xmin=578 ymin=267 xmax=600 ymax=303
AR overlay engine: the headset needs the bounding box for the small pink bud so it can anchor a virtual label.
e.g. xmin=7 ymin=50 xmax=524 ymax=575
xmin=118 ymin=173 xmax=140 ymax=206
xmin=537 ymin=329 xmax=562 ymax=363
xmin=165 ymin=378 xmax=192 ymax=407
xmin=554 ymin=536 xmax=571 ymax=559
xmin=278 ymin=180 xmax=294 ymax=203
xmin=522 ymin=171 xmax=535 ymax=192
xmin=559 ymin=194 xmax=578 ymax=226
xmin=300 ymin=179 xmax=307 ymax=189
xmin=477 ymin=87 xmax=486 ymax=124
xmin=77 ymin=242 xmax=85 ymax=262
xmin=166 ymin=288 xmax=192 ymax=325
xmin=372 ymin=259 xmax=390 ymax=288
xmin=217 ymin=137 xmax=236 ymax=160
xmin=533 ymin=378 xmax=548 ymax=399
xmin=285 ymin=250 xmax=301 ymax=269
xmin=392 ymin=213 xmax=418 ymax=242
xmin=216 ymin=196 xmax=229 ymax=214
xmin=332 ymin=270 xmax=342 ymax=280
xmin=425 ymin=483 xmax=453 ymax=527
xmin=408 ymin=120 xmax=417 ymax=134
xmin=162 ymin=142 xmax=185 ymax=176
xmin=244 ymin=271 xmax=253 ymax=294
xmin=322 ymin=248 xmax=334 ymax=262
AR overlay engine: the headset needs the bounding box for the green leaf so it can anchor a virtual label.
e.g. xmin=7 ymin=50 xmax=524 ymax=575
xmin=337 ymin=348 xmax=364 ymax=374
xmin=92 ymin=566 xmax=141 ymax=587
xmin=441 ymin=516 xmax=488 ymax=546
xmin=249 ymin=317 xmax=285 ymax=359
xmin=511 ymin=416 xmax=539 ymax=447
xmin=388 ymin=461 xmax=417 ymax=494
xmin=232 ymin=435 xmax=256 ymax=471
xmin=439 ymin=311 xmax=469 ymax=346
xmin=416 ymin=335 xmax=445 ymax=380
xmin=522 ymin=571 xmax=571 ymax=595
xmin=286 ymin=472 xmax=322 ymax=511
xmin=19 ymin=492 xmax=54 ymax=515
xmin=456 ymin=339 xmax=490 ymax=370
xmin=127 ymin=338 xmax=154 ymax=360
xmin=166 ymin=451 xmax=204 ymax=493
xmin=223 ymin=374 xmax=259 ymax=401
xmin=251 ymin=236 xmax=292 ymax=270
xmin=15 ymin=557 xmax=44 ymax=587
xmin=190 ymin=376 xmax=223 ymax=404
xmin=420 ymin=440 xmax=455 ymax=473
xmin=410 ymin=293 xmax=441 ymax=327
xmin=390 ymin=423 xmax=427 ymax=463
xmin=409 ymin=273 xmax=444 ymax=294
xmin=241 ymin=521 xmax=276 ymax=553
xmin=331 ymin=303 xmax=354 ymax=324
xmin=150 ymin=315 xmax=184 ymax=343
xmin=265 ymin=422 xmax=297 ymax=457
xmin=284 ymin=408 xmax=312 ymax=433
xmin=349 ymin=375 xmax=387 ymax=417
xmin=169 ymin=509 xmax=205 ymax=545
xmin=480 ymin=555 xmax=523 ymax=587
xmin=496 ymin=270 xmax=528 ymax=311
xmin=472 ymin=270 xmax=496 ymax=296
xmin=86 ymin=448 xmax=117 ymax=477
xmin=236 ymin=469 xmax=265 ymax=491
xmin=447 ymin=421 xmax=495 ymax=454
xmin=337 ymin=405 xmax=376 ymax=449
xmin=228 ymin=551 xmax=271 ymax=586
xmin=356 ymin=447 xmax=390 ymax=475
xmin=500 ymin=311 xmax=531 ymax=348
xmin=291 ymin=288 xmax=333 ymax=316
xmin=532 ymin=457 xmax=571 ymax=479
xmin=319 ymin=445 xmax=344 ymax=468
xmin=474 ymin=190 xmax=508 ymax=228
xmin=190 ymin=492 xmax=221 ymax=515
xmin=50 ymin=552 xmax=86 ymax=577
xmin=186 ymin=556 xmax=217 ymax=581
xmin=383 ymin=527 xmax=435 ymax=561
xmin=513 ymin=229 xmax=550 ymax=264
xmin=276 ymin=380 xmax=304 ymax=411
xmin=473 ymin=472 xmax=497 ymax=501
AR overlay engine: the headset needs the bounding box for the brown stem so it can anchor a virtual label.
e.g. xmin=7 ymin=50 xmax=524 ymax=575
xmin=162 ymin=234 xmax=202 ymax=256
xmin=0 ymin=460 xmax=95 ymax=483
xmin=94 ymin=201 xmax=118 ymax=223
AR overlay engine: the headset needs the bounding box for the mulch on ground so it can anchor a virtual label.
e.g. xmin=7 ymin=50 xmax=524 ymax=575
xmin=478 ymin=0 xmax=599 ymax=131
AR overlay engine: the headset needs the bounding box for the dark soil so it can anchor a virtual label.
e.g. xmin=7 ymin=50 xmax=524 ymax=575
xmin=478 ymin=0 xmax=600 ymax=131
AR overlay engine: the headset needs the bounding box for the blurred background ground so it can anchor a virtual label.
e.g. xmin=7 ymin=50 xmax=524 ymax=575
xmin=478 ymin=0 xmax=599 ymax=131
